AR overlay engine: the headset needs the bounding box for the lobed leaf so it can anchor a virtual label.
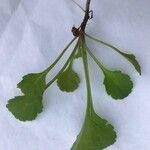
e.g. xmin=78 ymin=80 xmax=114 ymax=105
xmin=71 ymin=112 xmax=116 ymax=150
xmin=6 ymin=96 xmax=43 ymax=121
xmin=7 ymin=72 xmax=47 ymax=121
xmin=17 ymin=72 xmax=47 ymax=96
xmin=103 ymin=70 xmax=133 ymax=99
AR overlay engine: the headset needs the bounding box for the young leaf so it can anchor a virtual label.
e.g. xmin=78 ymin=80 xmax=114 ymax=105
xmin=57 ymin=65 xmax=80 ymax=92
xmin=6 ymin=96 xmax=43 ymax=121
xmin=57 ymin=41 xmax=81 ymax=92
xmin=85 ymin=34 xmax=141 ymax=75
xmin=103 ymin=70 xmax=133 ymax=99
xmin=17 ymin=72 xmax=47 ymax=96
xmin=71 ymin=112 xmax=116 ymax=150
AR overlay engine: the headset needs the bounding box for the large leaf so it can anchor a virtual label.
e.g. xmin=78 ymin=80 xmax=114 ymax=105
xmin=6 ymin=96 xmax=43 ymax=121
xmin=72 ymin=41 xmax=116 ymax=150
xmin=17 ymin=72 xmax=47 ymax=96
xmin=71 ymin=112 xmax=116 ymax=150
xmin=7 ymin=72 xmax=47 ymax=121
xmin=57 ymin=66 xmax=80 ymax=92
xmin=103 ymin=70 xmax=133 ymax=99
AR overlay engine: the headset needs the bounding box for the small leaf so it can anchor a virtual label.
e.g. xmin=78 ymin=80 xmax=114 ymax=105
xmin=71 ymin=112 xmax=116 ymax=150
xmin=17 ymin=72 xmax=47 ymax=96
xmin=6 ymin=96 xmax=43 ymax=121
xmin=57 ymin=66 xmax=80 ymax=92
xmin=103 ymin=70 xmax=133 ymax=99
xmin=85 ymin=34 xmax=141 ymax=75
xmin=119 ymin=52 xmax=141 ymax=75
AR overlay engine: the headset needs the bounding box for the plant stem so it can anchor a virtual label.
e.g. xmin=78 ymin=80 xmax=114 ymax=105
xmin=81 ymin=37 xmax=94 ymax=116
xmin=85 ymin=33 xmax=122 ymax=54
xmin=85 ymin=45 xmax=106 ymax=72
xmin=44 ymin=37 xmax=77 ymax=73
xmin=80 ymin=0 xmax=92 ymax=32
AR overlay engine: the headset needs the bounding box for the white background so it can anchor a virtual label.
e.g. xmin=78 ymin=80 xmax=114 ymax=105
xmin=0 ymin=0 xmax=150 ymax=150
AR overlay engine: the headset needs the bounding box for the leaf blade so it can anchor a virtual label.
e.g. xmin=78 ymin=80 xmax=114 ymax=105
xmin=7 ymin=72 xmax=47 ymax=121
xmin=103 ymin=70 xmax=133 ymax=99
xmin=57 ymin=66 xmax=80 ymax=92
xmin=6 ymin=96 xmax=43 ymax=121
xmin=17 ymin=72 xmax=47 ymax=96
xmin=71 ymin=112 xmax=116 ymax=150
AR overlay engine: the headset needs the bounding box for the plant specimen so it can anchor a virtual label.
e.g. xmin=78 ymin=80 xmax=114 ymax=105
xmin=6 ymin=0 xmax=141 ymax=149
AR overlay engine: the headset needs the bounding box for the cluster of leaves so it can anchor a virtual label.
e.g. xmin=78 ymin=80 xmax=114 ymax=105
xmin=7 ymin=32 xmax=141 ymax=149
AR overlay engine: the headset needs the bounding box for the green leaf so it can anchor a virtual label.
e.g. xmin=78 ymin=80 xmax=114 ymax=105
xmin=17 ymin=72 xmax=47 ymax=96
xmin=72 ymin=42 xmax=116 ymax=150
xmin=85 ymin=45 xmax=133 ymax=100
xmin=7 ymin=40 xmax=79 ymax=121
xmin=103 ymin=70 xmax=133 ymax=99
xmin=57 ymin=65 xmax=80 ymax=92
xmin=118 ymin=52 xmax=141 ymax=75
xmin=7 ymin=72 xmax=47 ymax=121
xmin=71 ymin=112 xmax=116 ymax=150
xmin=57 ymin=40 xmax=81 ymax=92
xmin=6 ymin=96 xmax=43 ymax=121
xmin=85 ymin=34 xmax=141 ymax=75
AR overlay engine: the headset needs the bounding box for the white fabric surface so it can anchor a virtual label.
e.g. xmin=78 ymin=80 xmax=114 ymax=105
xmin=0 ymin=0 xmax=150 ymax=150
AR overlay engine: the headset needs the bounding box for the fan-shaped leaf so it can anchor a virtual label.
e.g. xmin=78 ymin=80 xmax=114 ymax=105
xmin=7 ymin=72 xmax=47 ymax=121
xmin=103 ymin=70 xmax=133 ymax=99
xmin=71 ymin=112 xmax=116 ymax=150
xmin=57 ymin=66 xmax=80 ymax=92
xmin=6 ymin=96 xmax=43 ymax=121
xmin=17 ymin=72 xmax=47 ymax=96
